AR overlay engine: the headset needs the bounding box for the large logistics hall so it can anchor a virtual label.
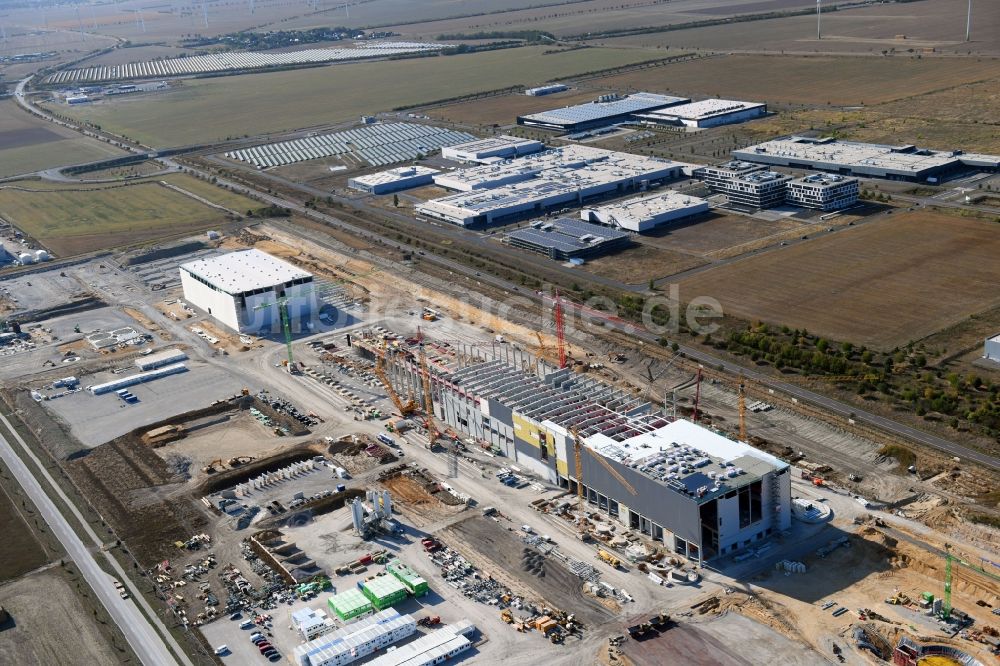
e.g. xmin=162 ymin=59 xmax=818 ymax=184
xmin=517 ymin=92 xmax=689 ymax=132
xmin=353 ymin=339 xmax=791 ymax=564
xmin=416 ymin=145 xmax=691 ymax=226
xmin=734 ymin=136 xmax=1000 ymax=182
xmin=179 ymin=249 xmax=316 ymax=334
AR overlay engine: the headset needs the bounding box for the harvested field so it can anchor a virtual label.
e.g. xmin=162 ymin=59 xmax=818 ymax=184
xmin=586 ymin=55 xmax=1000 ymax=105
xmin=679 ymin=211 xmax=1000 ymax=349
xmin=427 ymin=89 xmax=599 ymax=126
xmin=0 ymin=570 xmax=128 ymax=665
xmin=639 ymin=213 xmax=807 ymax=257
xmin=0 ymin=99 xmax=124 ymax=178
xmin=0 ymin=472 xmax=51 ymax=581
xmin=52 ymin=46 xmax=662 ymax=147
xmin=593 ymin=0 xmax=1000 ymax=54
xmin=67 ymin=436 xmax=208 ymax=566
xmin=444 ymin=514 xmax=614 ymax=626
xmin=582 ymin=243 xmax=706 ymax=284
xmin=0 ymin=176 xmax=251 ymax=256
xmin=380 ymin=0 xmax=815 ymax=39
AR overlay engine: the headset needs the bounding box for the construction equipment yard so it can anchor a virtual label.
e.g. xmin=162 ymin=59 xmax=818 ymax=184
xmin=0 ymin=222 xmax=998 ymax=666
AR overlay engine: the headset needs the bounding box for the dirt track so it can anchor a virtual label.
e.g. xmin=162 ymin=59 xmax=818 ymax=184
xmin=445 ymin=514 xmax=614 ymax=627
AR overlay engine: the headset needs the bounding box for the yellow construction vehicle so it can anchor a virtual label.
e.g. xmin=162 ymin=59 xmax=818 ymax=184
xmin=202 ymin=459 xmax=223 ymax=474
xmin=597 ymin=549 xmax=621 ymax=569
xmin=500 ymin=609 xmax=514 ymax=624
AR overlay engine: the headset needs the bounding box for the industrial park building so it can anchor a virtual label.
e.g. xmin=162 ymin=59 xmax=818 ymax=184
xmin=356 ymin=339 xmax=790 ymax=563
xmin=507 ymin=218 xmax=630 ymax=260
xmin=525 ymin=84 xmax=568 ymax=96
xmin=734 ymin=136 xmax=1000 ymax=182
xmin=440 ymin=135 xmax=544 ymax=164
xmin=785 ymin=174 xmax=859 ymax=211
xmin=695 ymin=161 xmax=791 ymax=209
xmin=581 ymin=191 xmax=710 ymax=232
xmin=179 ymin=249 xmax=316 ymax=334
xmin=416 ymin=145 xmax=690 ymax=227
xmin=517 ymin=92 xmax=689 ymax=132
xmin=986 ymin=335 xmax=1000 ymax=364
xmin=348 ymin=166 xmax=439 ymax=194
xmin=637 ymin=99 xmax=766 ymax=129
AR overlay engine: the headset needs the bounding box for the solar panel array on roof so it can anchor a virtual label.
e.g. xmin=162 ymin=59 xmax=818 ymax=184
xmin=45 ymin=42 xmax=443 ymax=84
xmin=225 ymin=123 xmax=476 ymax=169
xmin=518 ymin=92 xmax=688 ymax=129
xmin=508 ymin=217 xmax=629 ymax=259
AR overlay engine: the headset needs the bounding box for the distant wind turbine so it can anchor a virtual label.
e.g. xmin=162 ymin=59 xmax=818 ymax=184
xmin=816 ymin=0 xmax=822 ymax=40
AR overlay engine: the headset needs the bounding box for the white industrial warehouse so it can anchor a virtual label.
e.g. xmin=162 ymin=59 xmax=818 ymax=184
xmin=581 ymin=190 xmax=710 ymax=232
xmin=179 ymin=249 xmax=316 ymax=334
xmin=637 ymin=99 xmax=766 ymax=128
xmin=348 ymin=165 xmax=439 ymax=194
xmin=416 ymin=145 xmax=692 ymax=226
xmin=441 ymin=135 xmax=544 ymax=164
xmin=734 ymin=136 xmax=1000 ymax=182
xmin=517 ymin=92 xmax=690 ymax=132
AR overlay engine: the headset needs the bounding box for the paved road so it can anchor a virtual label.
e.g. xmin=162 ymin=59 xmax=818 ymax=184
xmin=0 ymin=412 xmax=188 ymax=666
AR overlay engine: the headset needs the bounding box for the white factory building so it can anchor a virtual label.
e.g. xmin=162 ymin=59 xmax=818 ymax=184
xmin=179 ymin=249 xmax=316 ymax=334
xmin=348 ymin=165 xmax=440 ymax=194
xmin=734 ymin=136 xmax=1000 ymax=182
xmin=637 ymin=99 xmax=766 ymax=129
xmin=441 ymin=135 xmax=544 ymax=164
xmin=986 ymin=335 xmax=1000 ymax=363
xmin=582 ymin=190 xmax=710 ymax=232
xmin=525 ymin=83 xmax=568 ymax=96
xmin=785 ymin=174 xmax=859 ymax=211
xmin=416 ymin=145 xmax=691 ymax=227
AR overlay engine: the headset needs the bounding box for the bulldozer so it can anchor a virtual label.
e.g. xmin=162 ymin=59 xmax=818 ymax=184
xmin=500 ymin=609 xmax=514 ymax=624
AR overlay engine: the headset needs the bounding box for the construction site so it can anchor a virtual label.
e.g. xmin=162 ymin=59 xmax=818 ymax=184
xmin=0 ymin=219 xmax=998 ymax=666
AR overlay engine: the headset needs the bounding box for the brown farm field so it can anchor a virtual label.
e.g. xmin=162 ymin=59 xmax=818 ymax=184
xmin=0 ymin=175 xmax=253 ymax=256
xmin=582 ymin=243 xmax=706 ymax=285
xmin=587 ymin=54 xmax=1000 ymax=106
xmin=679 ymin=211 xmax=1000 ymax=350
xmin=0 ymin=474 xmax=51 ymax=582
xmin=592 ymin=0 xmax=1000 ymax=54
xmin=0 ymin=99 xmax=125 ymax=178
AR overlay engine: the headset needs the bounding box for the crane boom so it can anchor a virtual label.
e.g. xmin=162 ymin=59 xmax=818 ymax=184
xmin=375 ymin=338 xmax=417 ymax=416
xmin=571 ymin=429 xmax=637 ymax=512
xmin=554 ymin=290 xmax=566 ymax=369
xmin=738 ymin=374 xmax=747 ymax=441
xmin=417 ymin=328 xmax=438 ymax=449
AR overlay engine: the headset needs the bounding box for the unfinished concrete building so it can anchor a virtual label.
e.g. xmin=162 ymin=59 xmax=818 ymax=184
xmin=356 ymin=335 xmax=790 ymax=563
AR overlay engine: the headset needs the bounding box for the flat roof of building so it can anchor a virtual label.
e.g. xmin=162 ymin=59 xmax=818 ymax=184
xmin=585 ymin=419 xmax=787 ymax=502
xmin=789 ymin=173 xmax=858 ymax=187
xmin=444 ymin=135 xmax=542 ymax=154
xmin=508 ymin=218 xmax=628 ymax=254
xmin=351 ymin=165 xmax=439 ymax=187
xmin=736 ymin=136 xmax=964 ymax=173
xmin=294 ymin=609 xmax=413 ymax=665
xmin=519 ymin=92 xmax=688 ymax=126
xmin=639 ymin=98 xmax=765 ymax=121
xmin=180 ymin=249 xmax=311 ymax=294
xmin=587 ymin=190 xmax=708 ymax=221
